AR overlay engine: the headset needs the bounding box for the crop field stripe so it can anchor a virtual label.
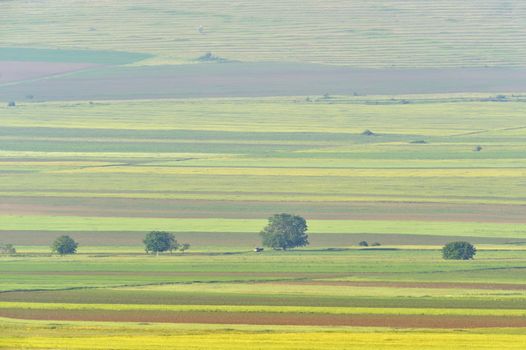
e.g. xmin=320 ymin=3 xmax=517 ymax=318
xmin=1 ymin=331 xmax=526 ymax=350
xmin=2 ymin=215 xmax=526 ymax=238
xmin=49 ymin=166 xmax=526 ymax=177
xmin=1 ymin=302 xmax=525 ymax=317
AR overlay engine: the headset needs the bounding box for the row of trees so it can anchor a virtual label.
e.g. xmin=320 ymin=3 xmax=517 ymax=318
xmin=44 ymin=233 xmax=191 ymax=256
xmin=2 ymin=213 xmax=477 ymax=260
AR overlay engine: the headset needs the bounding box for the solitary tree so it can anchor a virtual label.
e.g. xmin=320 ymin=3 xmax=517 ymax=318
xmin=442 ymin=241 xmax=476 ymax=260
xmin=144 ymin=231 xmax=177 ymax=256
xmin=260 ymin=213 xmax=309 ymax=250
xmin=51 ymin=235 xmax=78 ymax=255
xmin=358 ymin=241 xmax=369 ymax=247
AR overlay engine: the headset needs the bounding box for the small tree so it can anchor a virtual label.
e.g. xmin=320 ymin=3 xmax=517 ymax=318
xmin=442 ymin=241 xmax=476 ymax=260
xmin=51 ymin=235 xmax=78 ymax=255
xmin=358 ymin=241 xmax=369 ymax=247
xmin=260 ymin=213 xmax=309 ymax=250
xmin=179 ymin=243 xmax=191 ymax=254
xmin=0 ymin=244 xmax=16 ymax=255
xmin=144 ymin=231 xmax=177 ymax=256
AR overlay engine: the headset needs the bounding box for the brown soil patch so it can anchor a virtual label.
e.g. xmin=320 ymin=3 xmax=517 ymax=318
xmin=0 ymin=61 xmax=98 ymax=84
xmin=3 ymin=64 xmax=526 ymax=100
xmin=0 ymin=230 xmax=519 ymax=247
xmin=1 ymin=309 xmax=525 ymax=328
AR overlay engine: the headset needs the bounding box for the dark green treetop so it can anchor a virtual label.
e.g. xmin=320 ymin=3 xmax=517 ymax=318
xmin=260 ymin=213 xmax=309 ymax=250
xmin=51 ymin=235 xmax=78 ymax=255
xmin=143 ymin=231 xmax=178 ymax=255
xmin=442 ymin=241 xmax=476 ymax=260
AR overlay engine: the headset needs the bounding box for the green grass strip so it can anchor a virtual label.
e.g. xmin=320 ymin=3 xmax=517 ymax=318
xmin=1 ymin=215 xmax=526 ymax=238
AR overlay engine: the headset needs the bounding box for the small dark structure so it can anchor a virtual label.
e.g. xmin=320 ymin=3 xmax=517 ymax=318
xmin=197 ymin=52 xmax=228 ymax=63
xmin=473 ymin=145 xmax=483 ymax=152
xmin=7 ymin=101 xmax=16 ymax=107
xmin=361 ymin=129 xmax=376 ymax=136
xmin=254 ymin=247 xmax=264 ymax=253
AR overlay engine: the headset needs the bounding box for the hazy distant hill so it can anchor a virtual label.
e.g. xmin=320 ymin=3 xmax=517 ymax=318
xmin=1 ymin=0 xmax=525 ymax=68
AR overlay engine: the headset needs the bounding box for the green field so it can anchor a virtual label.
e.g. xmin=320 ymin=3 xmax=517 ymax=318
xmin=2 ymin=93 xmax=526 ymax=350
xmin=1 ymin=96 xmax=526 ymax=248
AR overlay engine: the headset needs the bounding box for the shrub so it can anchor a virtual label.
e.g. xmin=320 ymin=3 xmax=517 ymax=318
xmin=0 ymin=244 xmax=16 ymax=255
xmin=358 ymin=241 xmax=369 ymax=247
xmin=178 ymin=243 xmax=191 ymax=253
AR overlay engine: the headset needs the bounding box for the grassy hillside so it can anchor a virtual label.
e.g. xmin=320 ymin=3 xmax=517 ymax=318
xmin=2 ymin=0 xmax=526 ymax=68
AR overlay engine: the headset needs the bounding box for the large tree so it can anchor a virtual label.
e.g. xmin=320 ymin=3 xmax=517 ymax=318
xmin=143 ymin=231 xmax=178 ymax=255
xmin=442 ymin=241 xmax=476 ymax=260
xmin=51 ymin=235 xmax=78 ymax=255
xmin=260 ymin=213 xmax=309 ymax=250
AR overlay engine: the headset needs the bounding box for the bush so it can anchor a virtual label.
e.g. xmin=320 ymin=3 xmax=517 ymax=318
xmin=178 ymin=243 xmax=191 ymax=253
xmin=0 ymin=244 xmax=16 ymax=255
xmin=358 ymin=241 xmax=369 ymax=247
xmin=371 ymin=242 xmax=381 ymax=247
xmin=442 ymin=241 xmax=476 ymax=260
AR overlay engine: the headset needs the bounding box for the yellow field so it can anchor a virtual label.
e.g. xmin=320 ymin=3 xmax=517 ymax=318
xmin=2 ymin=330 xmax=526 ymax=350
xmin=2 ymin=302 xmax=526 ymax=317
